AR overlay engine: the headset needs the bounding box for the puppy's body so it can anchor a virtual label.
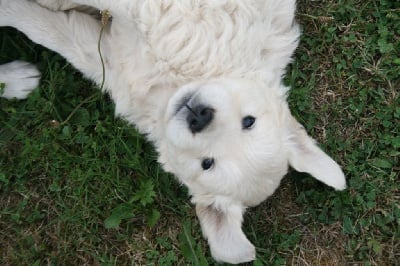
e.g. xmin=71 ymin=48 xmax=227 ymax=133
xmin=0 ymin=0 xmax=346 ymax=263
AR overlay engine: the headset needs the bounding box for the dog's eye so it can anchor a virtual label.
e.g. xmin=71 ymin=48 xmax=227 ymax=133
xmin=242 ymin=116 xmax=256 ymax=129
xmin=201 ymin=158 xmax=214 ymax=170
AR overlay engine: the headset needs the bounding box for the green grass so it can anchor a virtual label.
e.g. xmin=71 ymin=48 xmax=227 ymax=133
xmin=1 ymin=0 xmax=399 ymax=265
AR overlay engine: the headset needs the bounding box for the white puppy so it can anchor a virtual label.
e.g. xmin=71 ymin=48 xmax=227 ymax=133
xmin=0 ymin=0 xmax=346 ymax=263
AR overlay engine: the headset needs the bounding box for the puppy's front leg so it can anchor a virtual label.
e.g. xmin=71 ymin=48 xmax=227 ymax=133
xmin=0 ymin=0 xmax=109 ymax=85
xmin=196 ymin=204 xmax=255 ymax=264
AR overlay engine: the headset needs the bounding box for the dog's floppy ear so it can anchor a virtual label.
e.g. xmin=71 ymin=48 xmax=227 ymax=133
xmin=286 ymin=117 xmax=346 ymax=190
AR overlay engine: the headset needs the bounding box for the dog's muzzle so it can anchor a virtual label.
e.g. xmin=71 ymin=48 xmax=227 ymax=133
xmin=174 ymin=92 xmax=215 ymax=134
xmin=185 ymin=104 xmax=214 ymax=133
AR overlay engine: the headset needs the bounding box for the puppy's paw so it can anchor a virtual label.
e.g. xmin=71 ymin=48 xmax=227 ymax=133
xmin=0 ymin=61 xmax=40 ymax=99
xmin=210 ymin=235 xmax=256 ymax=264
xmin=196 ymin=203 xmax=256 ymax=264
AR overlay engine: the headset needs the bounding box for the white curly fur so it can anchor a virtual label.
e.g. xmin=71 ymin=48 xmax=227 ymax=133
xmin=0 ymin=0 xmax=346 ymax=263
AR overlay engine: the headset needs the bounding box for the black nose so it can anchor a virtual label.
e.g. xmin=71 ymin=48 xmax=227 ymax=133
xmin=186 ymin=104 xmax=214 ymax=133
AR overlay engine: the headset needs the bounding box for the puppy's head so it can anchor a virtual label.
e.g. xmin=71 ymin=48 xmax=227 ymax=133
xmin=159 ymin=79 xmax=346 ymax=207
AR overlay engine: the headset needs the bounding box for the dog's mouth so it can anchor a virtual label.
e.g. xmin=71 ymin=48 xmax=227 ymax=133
xmin=171 ymin=90 xmax=215 ymax=134
xmin=174 ymin=93 xmax=194 ymax=115
xmin=174 ymin=89 xmax=205 ymax=116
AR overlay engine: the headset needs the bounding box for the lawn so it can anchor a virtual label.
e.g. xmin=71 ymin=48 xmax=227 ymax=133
xmin=0 ymin=0 xmax=399 ymax=265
